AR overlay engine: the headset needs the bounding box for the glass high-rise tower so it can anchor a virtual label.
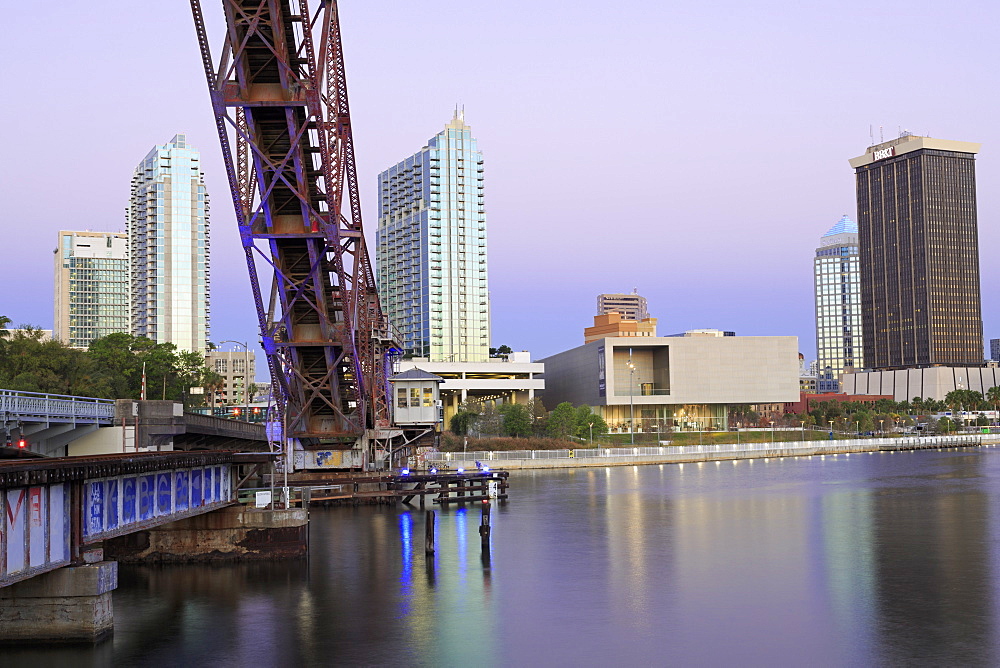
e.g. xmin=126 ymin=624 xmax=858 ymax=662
xmin=53 ymin=230 xmax=130 ymax=349
xmin=127 ymin=134 xmax=210 ymax=353
xmin=377 ymin=111 xmax=489 ymax=362
xmin=850 ymin=134 xmax=982 ymax=370
xmin=814 ymin=215 xmax=862 ymax=392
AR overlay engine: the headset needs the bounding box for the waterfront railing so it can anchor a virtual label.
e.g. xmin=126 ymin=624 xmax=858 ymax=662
xmin=425 ymin=435 xmax=983 ymax=465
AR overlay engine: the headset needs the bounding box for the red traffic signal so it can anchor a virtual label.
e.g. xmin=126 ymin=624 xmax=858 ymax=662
xmin=17 ymin=439 xmax=26 ymax=449
xmin=252 ymin=407 xmax=261 ymax=414
xmin=232 ymin=407 xmax=241 ymax=417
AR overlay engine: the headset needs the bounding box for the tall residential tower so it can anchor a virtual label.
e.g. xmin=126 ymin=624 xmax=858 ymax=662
xmin=850 ymin=133 xmax=982 ymax=370
xmin=813 ymin=215 xmax=862 ymax=392
xmin=127 ymin=134 xmax=211 ymax=353
xmin=377 ymin=111 xmax=489 ymax=362
xmin=53 ymin=231 xmax=130 ymax=349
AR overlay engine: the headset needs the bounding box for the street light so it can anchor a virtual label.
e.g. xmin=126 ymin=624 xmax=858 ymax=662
xmin=800 ymin=420 xmax=805 ymax=442
xmin=626 ymin=357 xmax=636 ymax=445
xmin=879 ymin=419 xmax=884 ymax=436
xmin=220 ymin=340 xmax=251 ymax=420
xmin=770 ymin=420 xmax=775 ymax=443
xmin=829 ymin=419 xmax=834 ymax=440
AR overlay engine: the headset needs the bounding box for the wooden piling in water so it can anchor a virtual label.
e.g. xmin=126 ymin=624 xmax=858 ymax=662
xmin=425 ymin=510 xmax=436 ymax=555
xmin=479 ymin=504 xmax=491 ymax=546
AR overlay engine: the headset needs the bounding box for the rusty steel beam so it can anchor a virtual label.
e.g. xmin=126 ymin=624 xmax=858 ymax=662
xmin=191 ymin=0 xmax=401 ymax=444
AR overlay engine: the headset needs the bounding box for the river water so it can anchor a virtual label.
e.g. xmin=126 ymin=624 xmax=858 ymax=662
xmin=7 ymin=448 xmax=1000 ymax=667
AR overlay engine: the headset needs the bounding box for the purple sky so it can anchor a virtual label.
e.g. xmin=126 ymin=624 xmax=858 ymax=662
xmin=2 ymin=1 xmax=997 ymax=369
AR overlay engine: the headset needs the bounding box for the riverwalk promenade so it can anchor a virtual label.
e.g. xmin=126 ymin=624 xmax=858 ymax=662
xmin=425 ymin=434 xmax=989 ymax=470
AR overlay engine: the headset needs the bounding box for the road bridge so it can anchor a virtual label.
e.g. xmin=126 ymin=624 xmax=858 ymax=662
xmin=0 ymin=391 xmax=269 ymax=457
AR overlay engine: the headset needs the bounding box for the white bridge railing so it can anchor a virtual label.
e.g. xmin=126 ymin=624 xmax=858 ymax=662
xmin=0 ymin=390 xmax=116 ymax=423
xmin=425 ymin=435 xmax=984 ymax=464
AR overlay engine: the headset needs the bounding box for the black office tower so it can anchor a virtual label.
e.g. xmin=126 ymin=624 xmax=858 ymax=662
xmin=850 ymin=134 xmax=983 ymax=370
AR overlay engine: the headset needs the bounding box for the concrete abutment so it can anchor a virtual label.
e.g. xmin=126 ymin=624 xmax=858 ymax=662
xmin=104 ymin=506 xmax=309 ymax=563
xmin=0 ymin=561 xmax=118 ymax=644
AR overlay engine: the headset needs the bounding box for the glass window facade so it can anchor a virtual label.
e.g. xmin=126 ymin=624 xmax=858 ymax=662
xmin=376 ymin=111 xmax=489 ymax=362
xmin=127 ymin=134 xmax=210 ymax=353
xmin=855 ymin=140 xmax=982 ymax=369
xmin=814 ymin=216 xmax=863 ymax=392
xmin=53 ymin=231 xmax=130 ymax=349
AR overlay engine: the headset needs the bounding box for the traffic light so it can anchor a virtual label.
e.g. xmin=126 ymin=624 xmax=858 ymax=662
xmin=252 ymin=407 xmax=260 ymax=415
xmin=232 ymin=407 xmax=241 ymax=417
xmin=17 ymin=438 xmax=26 ymax=449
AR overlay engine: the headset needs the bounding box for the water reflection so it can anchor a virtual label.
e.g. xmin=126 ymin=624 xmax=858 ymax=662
xmin=6 ymin=450 xmax=1000 ymax=666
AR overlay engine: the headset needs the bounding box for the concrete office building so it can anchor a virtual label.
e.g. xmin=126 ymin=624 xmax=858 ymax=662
xmin=541 ymin=335 xmax=799 ymax=432
xmin=814 ymin=215 xmax=863 ymax=392
xmin=53 ymin=231 xmax=130 ymax=349
xmin=128 ymin=134 xmax=211 ymax=353
xmin=597 ymin=290 xmax=648 ymax=321
xmin=205 ymin=349 xmax=257 ymax=407
xmin=377 ymin=110 xmax=489 ymax=362
xmin=843 ymin=367 xmax=1000 ymax=402
xmin=850 ymin=133 xmax=982 ymax=370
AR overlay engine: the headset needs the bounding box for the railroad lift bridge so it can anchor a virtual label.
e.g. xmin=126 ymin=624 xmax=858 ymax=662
xmin=191 ymin=0 xmax=428 ymax=472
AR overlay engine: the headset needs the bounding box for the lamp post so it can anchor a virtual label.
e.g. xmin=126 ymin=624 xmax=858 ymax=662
xmin=855 ymin=420 xmax=859 ymax=436
xmin=800 ymin=420 xmax=805 ymax=442
xmin=769 ymin=420 xmax=775 ymax=443
xmin=879 ymin=419 xmax=884 ymax=436
xmin=829 ymin=419 xmax=834 ymax=440
xmin=220 ymin=340 xmax=250 ymax=420
xmin=626 ymin=357 xmax=636 ymax=445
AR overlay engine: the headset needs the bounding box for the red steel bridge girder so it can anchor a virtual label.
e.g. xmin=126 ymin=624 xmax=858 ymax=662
xmin=191 ymin=0 xmax=400 ymax=442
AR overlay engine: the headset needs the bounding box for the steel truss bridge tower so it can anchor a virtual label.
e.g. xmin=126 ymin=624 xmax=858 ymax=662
xmin=191 ymin=0 xmax=401 ymax=461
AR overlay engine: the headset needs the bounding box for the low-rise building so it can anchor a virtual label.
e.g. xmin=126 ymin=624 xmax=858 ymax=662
xmin=584 ymin=313 xmax=657 ymax=343
xmin=394 ymin=351 xmax=544 ymax=426
xmin=540 ymin=335 xmax=799 ymax=433
xmin=782 ymin=392 xmax=893 ymax=415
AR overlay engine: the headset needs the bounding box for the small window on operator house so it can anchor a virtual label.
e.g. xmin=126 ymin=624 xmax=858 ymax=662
xmin=410 ymin=387 xmax=420 ymax=407
xmin=423 ymin=387 xmax=433 ymax=407
xmin=397 ymin=388 xmax=407 ymax=408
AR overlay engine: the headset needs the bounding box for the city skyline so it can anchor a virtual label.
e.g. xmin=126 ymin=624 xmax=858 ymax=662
xmin=2 ymin=2 xmax=999 ymax=362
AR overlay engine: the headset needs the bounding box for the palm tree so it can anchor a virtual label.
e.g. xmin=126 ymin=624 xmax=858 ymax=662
xmin=987 ymin=387 xmax=1000 ymax=426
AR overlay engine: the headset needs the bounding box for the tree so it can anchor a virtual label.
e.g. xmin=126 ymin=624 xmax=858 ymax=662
xmin=498 ymin=403 xmax=532 ymax=437
xmin=574 ymin=405 xmax=608 ymax=440
xmin=450 ymin=410 xmax=478 ymax=436
xmin=987 ymin=386 xmax=1000 ymax=415
xmin=547 ymin=402 xmax=577 ymax=440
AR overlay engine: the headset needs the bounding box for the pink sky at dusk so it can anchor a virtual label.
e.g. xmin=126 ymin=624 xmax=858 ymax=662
xmin=1 ymin=1 xmax=997 ymax=371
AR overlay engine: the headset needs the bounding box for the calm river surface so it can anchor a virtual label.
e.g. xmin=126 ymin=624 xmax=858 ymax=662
xmin=8 ymin=448 xmax=1000 ymax=667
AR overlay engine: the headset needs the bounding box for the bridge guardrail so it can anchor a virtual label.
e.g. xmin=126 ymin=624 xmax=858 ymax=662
xmin=0 ymin=389 xmax=115 ymax=423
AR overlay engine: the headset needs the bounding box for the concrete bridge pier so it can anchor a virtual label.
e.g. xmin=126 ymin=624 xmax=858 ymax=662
xmin=0 ymin=561 xmax=118 ymax=644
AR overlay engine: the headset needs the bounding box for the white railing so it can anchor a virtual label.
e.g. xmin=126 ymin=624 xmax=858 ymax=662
xmin=424 ymin=435 xmax=983 ymax=464
xmin=0 ymin=390 xmax=115 ymax=422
